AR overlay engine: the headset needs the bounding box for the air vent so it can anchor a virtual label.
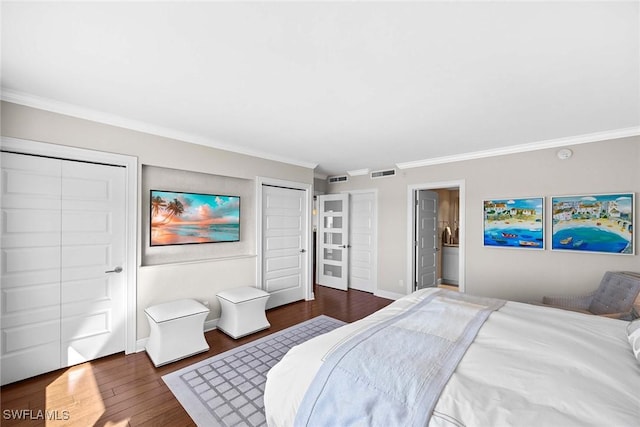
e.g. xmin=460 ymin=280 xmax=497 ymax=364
xmin=370 ymin=168 xmax=396 ymax=179
xmin=328 ymin=175 xmax=348 ymax=184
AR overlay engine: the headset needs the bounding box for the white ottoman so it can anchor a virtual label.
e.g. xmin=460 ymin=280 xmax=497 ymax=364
xmin=216 ymin=287 xmax=270 ymax=339
xmin=145 ymin=299 xmax=209 ymax=367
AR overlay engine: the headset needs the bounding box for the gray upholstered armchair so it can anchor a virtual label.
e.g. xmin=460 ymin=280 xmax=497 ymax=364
xmin=542 ymin=271 xmax=640 ymax=320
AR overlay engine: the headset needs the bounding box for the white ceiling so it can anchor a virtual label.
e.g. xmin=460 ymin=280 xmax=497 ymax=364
xmin=2 ymin=1 xmax=639 ymax=177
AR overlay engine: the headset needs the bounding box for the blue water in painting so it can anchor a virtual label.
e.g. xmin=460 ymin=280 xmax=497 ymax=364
xmin=484 ymin=227 xmax=543 ymax=249
xmin=552 ymin=227 xmax=628 ymax=253
xmin=167 ymin=223 xmax=240 ymax=242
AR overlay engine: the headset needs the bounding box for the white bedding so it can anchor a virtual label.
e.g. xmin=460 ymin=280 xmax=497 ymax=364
xmin=264 ymin=288 xmax=640 ymax=427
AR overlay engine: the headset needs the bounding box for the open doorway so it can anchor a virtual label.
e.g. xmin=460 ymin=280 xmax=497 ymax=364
xmin=407 ymin=180 xmax=465 ymax=295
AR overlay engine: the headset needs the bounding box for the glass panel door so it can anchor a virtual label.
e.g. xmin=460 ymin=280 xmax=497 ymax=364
xmin=317 ymin=194 xmax=349 ymax=290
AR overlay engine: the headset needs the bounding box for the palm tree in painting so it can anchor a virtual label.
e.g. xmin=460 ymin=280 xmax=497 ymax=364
xmin=151 ymin=196 xmax=167 ymax=217
xmin=151 ymin=196 xmax=184 ymax=224
xmin=165 ymin=198 xmax=185 ymax=221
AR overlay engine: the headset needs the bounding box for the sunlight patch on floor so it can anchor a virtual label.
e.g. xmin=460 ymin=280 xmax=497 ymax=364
xmin=45 ymin=364 xmax=107 ymax=426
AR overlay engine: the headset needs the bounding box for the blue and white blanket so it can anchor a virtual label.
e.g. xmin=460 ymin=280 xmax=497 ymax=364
xmin=294 ymin=290 xmax=505 ymax=427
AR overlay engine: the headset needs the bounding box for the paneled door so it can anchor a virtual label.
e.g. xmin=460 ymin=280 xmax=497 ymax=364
xmin=0 ymin=153 xmax=63 ymax=385
xmin=349 ymin=192 xmax=377 ymax=293
xmin=317 ymin=194 xmax=349 ymax=291
xmin=262 ymin=185 xmax=307 ymax=309
xmin=61 ymin=160 xmax=126 ymax=366
xmin=1 ymin=152 xmax=126 ymax=385
xmin=415 ymin=190 xmax=439 ymax=290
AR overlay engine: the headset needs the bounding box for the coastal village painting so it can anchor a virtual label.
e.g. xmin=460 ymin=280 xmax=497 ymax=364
xmin=484 ymin=197 xmax=544 ymax=249
xmin=551 ymin=193 xmax=634 ymax=254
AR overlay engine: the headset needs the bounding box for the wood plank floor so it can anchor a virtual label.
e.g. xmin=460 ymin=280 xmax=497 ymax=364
xmin=0 ymin=286 xmax=392 ymax=426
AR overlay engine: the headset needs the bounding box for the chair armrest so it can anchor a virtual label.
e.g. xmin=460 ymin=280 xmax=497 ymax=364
xmin=632 ymin=292 xmax=640 ymax=320
xmin=542 ymin=291 xmax=596 ymax=311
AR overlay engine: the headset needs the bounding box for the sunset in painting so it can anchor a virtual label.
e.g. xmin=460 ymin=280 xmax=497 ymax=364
xmin=150 ymin=190 xmax=240 ymax=246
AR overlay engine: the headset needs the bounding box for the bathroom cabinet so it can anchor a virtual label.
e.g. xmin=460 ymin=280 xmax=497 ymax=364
xmin=442 ymin=245 xmax=459 ymax=285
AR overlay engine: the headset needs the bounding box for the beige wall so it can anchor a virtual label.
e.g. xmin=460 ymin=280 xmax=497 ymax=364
xmin=3 ymin=100 xmax=638 ymax=330
xmin=330 ymin=137 xmax=640 ymax=302
xmin=314 ymin=176 xmax=328 ymax=195
xmin=1 ymin=102 xmax=314 ymax=341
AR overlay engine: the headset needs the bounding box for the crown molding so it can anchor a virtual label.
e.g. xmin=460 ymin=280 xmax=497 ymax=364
xmin=1 ymin=88 xmax=318 ymax=170
xmin=4 ymin=88 xmax=637 ymax=174
xmin=313 ymin=172 xmax=329 ymax=180
xmin=396 ymin=126 xmax=640 ymax=170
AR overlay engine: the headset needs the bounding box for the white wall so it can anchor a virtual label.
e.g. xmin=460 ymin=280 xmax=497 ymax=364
xmin=1 ymin=101 xmax=314 ymax=340
xmin=330 ymin=137 xmax=640 ymax=302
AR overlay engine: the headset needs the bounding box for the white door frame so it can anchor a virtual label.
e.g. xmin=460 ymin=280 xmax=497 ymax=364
xmin=406 ymin=180 xmax=465 ymax=295
xmin=256 ymin=177 xmax=313 ymax=302
xmin=0 ymin=137 xmax=138 ymax=354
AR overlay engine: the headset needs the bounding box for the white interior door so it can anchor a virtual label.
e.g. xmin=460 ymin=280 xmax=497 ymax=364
xmin=262 ymin=185 xmax=307 ymax=309
xmin=1 ymin=152 xmax=127 ymax=385
xmin=61 ymin=160 xmax=126 ymax=366
xmin=348 ymin=192 xmax=376 ymax=293
xmin=1 ymin=152 xmax=63 ymax=385
xmin=317 ymin=194 xmax=349 ymax=291
xmin=415 ymin=190 xmax=438 ymax=290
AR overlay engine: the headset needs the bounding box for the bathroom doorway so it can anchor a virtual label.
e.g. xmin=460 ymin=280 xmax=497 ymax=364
xmin=407 ymin=180 xmax=465 ymax=294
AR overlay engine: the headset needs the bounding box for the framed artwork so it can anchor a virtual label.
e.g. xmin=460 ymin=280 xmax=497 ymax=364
xmin=551 ymin=193 xmax=634 ymax=254
xmin=483 ymin=197 xmax=544 ymax=249
xmin=150 ymin=190 xmax=240 ymax=246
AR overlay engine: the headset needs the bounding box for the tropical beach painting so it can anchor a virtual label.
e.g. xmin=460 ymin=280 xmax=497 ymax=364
xmin=551 ymin=193 xmax=634 ymax=254
xmin=484 ymin=197 xmax=544 ymax=249
xmin=150 ymin=190 xmax=240 ymax=246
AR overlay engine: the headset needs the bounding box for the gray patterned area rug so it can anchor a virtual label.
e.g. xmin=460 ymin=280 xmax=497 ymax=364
xmin=162 ymin=315 xmax=345 ymax=427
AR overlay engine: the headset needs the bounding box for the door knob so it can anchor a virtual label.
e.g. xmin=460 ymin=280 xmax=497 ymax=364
xmin=105 ymin=266 xmax=123 ymax=274
xmin=300 ymin=249 xmax=306 ymax=253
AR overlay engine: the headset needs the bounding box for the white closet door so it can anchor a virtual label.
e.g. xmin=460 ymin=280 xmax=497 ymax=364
xmin=1 ymin=152 xmax=63 ymax=385
xmin=61 ymin=161 xmax=126 ymax=366
xmin=0 ymin=152 xmax=127 ymax=385
xmin=349 ymin=192 xmax=376 ymax=293
xmin=262 ymin=185 xmax=308 ymax=309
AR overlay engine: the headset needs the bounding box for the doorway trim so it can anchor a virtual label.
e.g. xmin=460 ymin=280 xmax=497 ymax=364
xmin=406 ymin=179 xmax=466 ymax=295
xmin=256 ymin=176 xmax=313 ymax=302
xmin=0 ymin=136 xmax=138 ymax=354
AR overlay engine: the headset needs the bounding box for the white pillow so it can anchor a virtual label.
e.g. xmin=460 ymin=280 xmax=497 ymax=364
xmin=627 ymin=319 xmax=640 ymax=361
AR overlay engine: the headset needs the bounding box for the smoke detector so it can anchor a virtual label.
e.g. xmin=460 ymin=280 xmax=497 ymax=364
xmin=556 ymin=148 xmax=573 ymax=160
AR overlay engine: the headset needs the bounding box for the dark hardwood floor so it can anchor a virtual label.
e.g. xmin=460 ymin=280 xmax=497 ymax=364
xmin=0 ymin=285 xmax=392 ymax=427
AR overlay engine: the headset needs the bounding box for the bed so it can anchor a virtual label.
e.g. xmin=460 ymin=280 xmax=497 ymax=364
xmin=264 ymin=288 xmax=640 ymax=427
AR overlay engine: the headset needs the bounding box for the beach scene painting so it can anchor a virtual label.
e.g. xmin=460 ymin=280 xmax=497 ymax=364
xmin=484 ymin=197 xmax=544 ymax=249
xmin=150 ymin=190 xmax=240 ymax=246
xmin=552 ymin=193 xmax=633 ymax=254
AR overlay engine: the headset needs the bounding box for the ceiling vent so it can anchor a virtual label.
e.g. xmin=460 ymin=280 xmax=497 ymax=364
xmin=328 ymin=175 xmax=348 ymax=184
xmin=370 ymin=168 xmax=396 ymax=179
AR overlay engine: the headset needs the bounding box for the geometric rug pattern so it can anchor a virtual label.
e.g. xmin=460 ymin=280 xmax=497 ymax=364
xmin=162 ymin=315 xmax=345 ymax=427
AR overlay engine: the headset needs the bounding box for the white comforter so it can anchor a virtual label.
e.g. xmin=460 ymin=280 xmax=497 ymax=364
xmin=264 ymin=288 xmax=640 ymax=427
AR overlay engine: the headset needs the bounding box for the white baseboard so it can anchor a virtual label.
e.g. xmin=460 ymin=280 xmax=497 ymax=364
xmin=136 ymin=338 xmax=148 ymax=353
xmin=374 ymin=289 xmax=405 ymax=300
xmin=204 ymin=318 xmax=219 ymax=333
